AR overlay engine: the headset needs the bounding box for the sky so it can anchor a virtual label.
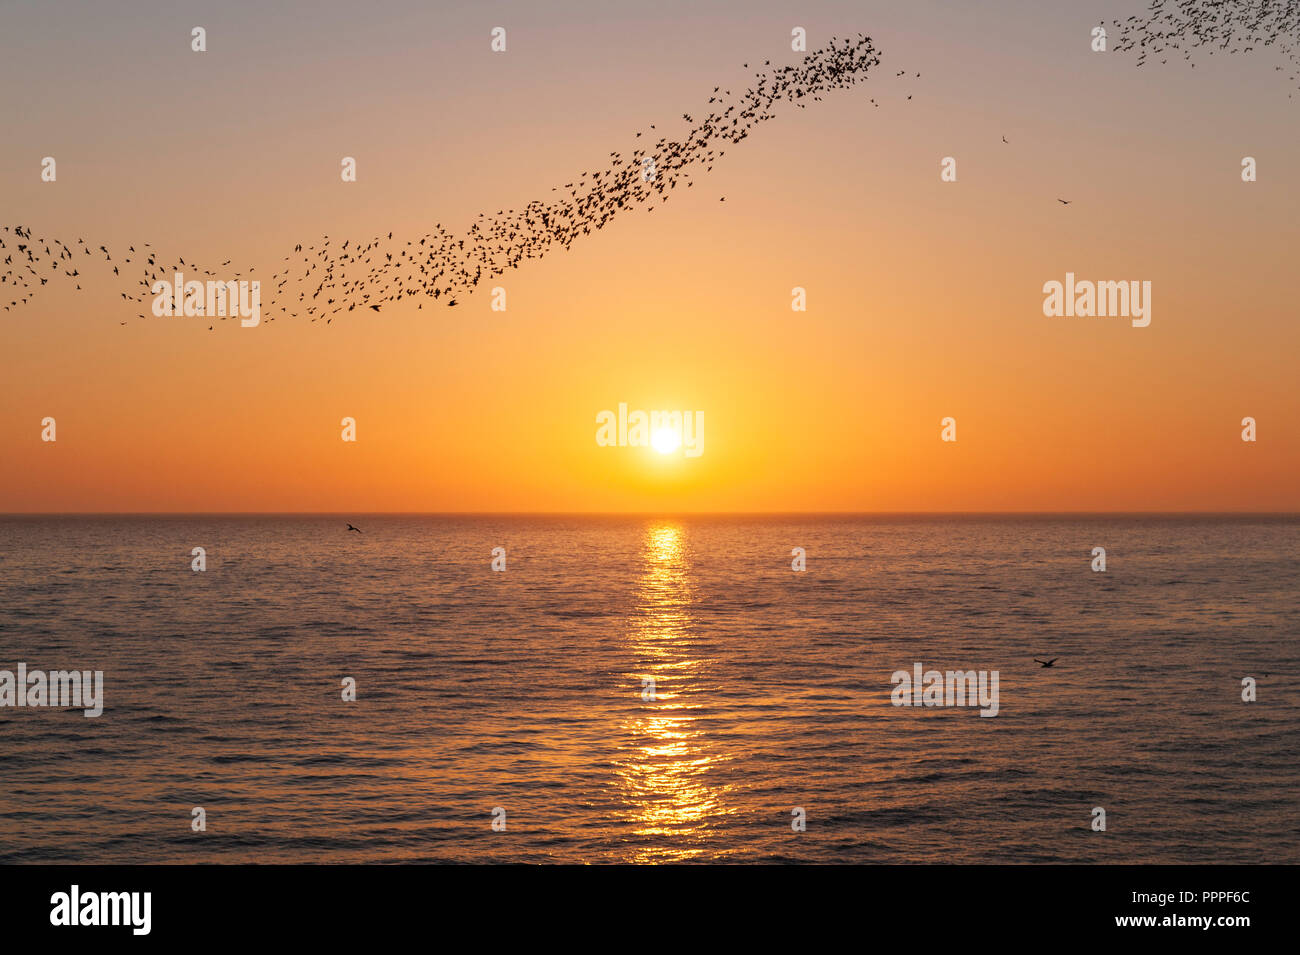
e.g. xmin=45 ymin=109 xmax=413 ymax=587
xmin=2 ymin=0 xmax=1297 ymax=512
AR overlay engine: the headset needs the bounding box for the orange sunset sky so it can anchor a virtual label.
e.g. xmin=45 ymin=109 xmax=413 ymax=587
xmin=2 ymin=0 xmax=1297 ymax=512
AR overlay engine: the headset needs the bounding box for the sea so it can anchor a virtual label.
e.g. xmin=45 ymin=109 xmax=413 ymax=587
xmin=1 ymin=514 xmax=1296 ymax=863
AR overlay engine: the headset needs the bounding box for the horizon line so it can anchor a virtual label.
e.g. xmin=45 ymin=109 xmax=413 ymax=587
xmin=3 ymin=510 xmax=1297 ymax=518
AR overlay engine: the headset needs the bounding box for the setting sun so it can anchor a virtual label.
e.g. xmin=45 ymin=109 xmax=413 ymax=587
xmin=652 ymin=427 xmax=681 ymax=454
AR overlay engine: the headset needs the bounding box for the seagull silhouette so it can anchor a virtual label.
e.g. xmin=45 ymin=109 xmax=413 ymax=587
xmin=346 ymin=523 xmax=362 ymax=533
xmin=1034 ymin=658 xmax=1059 ymax=668
xmin=1057 ymin=198 xmax=1071 ymax=205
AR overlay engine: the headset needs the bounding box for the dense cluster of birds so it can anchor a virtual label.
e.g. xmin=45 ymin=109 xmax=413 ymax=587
xmin=16 ymin=6 xmax=1288 ymax=322
xmin=3 ymin=34 xmax=888 ymax=323
xmin=1110 ymin=0 xmax=1300 ymax=90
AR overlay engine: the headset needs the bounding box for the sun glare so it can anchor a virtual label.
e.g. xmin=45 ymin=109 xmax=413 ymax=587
xmin=651 ymin=427 xmax=681 ymax=454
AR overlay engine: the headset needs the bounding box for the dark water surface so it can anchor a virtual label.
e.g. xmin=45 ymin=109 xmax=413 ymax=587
xmin=1 ymin=515 xmax=1296 ymax=863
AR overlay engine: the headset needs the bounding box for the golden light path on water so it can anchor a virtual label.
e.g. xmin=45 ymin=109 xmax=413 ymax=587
xmin=615 ymin=522 xmax=733 ymax=862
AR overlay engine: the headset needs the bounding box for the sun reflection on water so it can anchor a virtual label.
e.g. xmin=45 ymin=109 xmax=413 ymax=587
xmin=615 ymin=521 xmax=731 ymax=862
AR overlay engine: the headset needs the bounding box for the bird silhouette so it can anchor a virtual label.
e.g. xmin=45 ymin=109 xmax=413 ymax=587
xmin=346 ymin=523 xmax=362 ymax=533
xmin=1034 ymin=658 xmax=1059 ymax=668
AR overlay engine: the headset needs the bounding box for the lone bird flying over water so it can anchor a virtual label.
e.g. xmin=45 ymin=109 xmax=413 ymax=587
xmin=347 ymin=523 xmax=362 ymax=533
xmin=1034 ymin=658 xmax=1059 ymax=668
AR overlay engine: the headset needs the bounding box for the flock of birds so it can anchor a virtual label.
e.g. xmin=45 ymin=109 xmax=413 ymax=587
xmin=1110 ymin=0 xmax=1300 ymax=91
xmin=4 ymin=3 xmax=1295 ymax=322
xmin=3 ymin=34 xmax=890 ymax=323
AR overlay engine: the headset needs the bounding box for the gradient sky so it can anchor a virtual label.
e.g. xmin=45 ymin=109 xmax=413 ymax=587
xmin=2 ymin=0 xmax=1297 ymax=512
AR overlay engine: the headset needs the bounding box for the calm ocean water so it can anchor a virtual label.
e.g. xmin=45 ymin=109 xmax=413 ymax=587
xmin=0 ymin=515 xmax=1296 ymax=864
